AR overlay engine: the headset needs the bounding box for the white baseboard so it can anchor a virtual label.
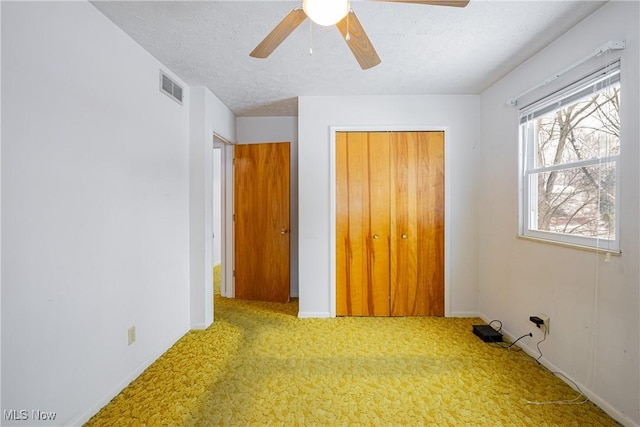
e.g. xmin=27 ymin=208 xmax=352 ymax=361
xmin=298 ymin=311 xmax=331 ymax=318
xmin=190 ymin=322 xmax=211 ymax=330
xmin=448 ymin=311 xmax=480 ymax=318
xmin=68 ymin=325 xmax=191 ymax=426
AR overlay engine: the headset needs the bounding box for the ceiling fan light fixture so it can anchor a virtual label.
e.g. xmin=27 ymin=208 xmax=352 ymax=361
xmin=303 ymin=0 xmax=349 ymax=26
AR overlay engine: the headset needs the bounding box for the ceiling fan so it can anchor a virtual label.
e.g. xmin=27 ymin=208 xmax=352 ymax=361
xmin=250 ymin=0 xmax=469 ymax=70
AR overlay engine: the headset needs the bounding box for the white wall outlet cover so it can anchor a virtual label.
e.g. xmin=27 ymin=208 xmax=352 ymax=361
xmin=128 ymin=326 xmax=136 ymax=345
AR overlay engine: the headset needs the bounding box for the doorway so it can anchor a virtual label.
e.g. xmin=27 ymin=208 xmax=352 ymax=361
xmin=212 ymin=134 xmax=235 ymax=301
xmin=212 ymin=146 xmax=224 ymax=297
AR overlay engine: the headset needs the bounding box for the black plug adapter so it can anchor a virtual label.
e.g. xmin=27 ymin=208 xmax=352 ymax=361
xmin=529 ymin=316 xmax=544 ymax=328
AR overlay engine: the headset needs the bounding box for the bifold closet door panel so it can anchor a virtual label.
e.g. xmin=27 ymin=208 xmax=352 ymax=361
xmin=366 ymin=132 xmax=391 ymax=317
xmin=390 ymin=132 xmax=445 ymax=316
xmin=336 ymin=132 xmax=390 ymax=316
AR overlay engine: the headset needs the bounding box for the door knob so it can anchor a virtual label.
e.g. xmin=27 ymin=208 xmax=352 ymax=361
xmin=280 ymin=228 xmax=289 ymax=234
xmin=372 ymin=234 xmax=379 ymax=239
xmin=401 ymin=234 xmax=408 ymax=239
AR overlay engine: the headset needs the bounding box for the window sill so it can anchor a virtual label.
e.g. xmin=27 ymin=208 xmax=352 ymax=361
xmin=517 ymin=235 xmax=621 ymax=255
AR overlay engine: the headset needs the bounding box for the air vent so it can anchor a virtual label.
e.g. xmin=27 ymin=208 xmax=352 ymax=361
xmin=159 ymin=70 xmax=183 ymax=105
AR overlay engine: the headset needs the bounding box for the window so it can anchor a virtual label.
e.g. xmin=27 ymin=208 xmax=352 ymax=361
xmin=519 ymin=63 xmax=621 ymax=251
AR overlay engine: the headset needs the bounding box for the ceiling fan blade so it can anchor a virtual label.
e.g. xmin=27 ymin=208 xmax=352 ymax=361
xmin=250 ymin=8 xmax=308 ymax=59
xmin=370 ymin=0 xmax=469 ymax=7
xmin=336 ymin=11 xmax=381 ymax=70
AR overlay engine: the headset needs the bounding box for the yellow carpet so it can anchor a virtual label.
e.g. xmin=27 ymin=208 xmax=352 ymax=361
xmin=213 ymin=264 xmax=222 ymax=296
xmin=86 ymin=296 xmax=617 ymax=426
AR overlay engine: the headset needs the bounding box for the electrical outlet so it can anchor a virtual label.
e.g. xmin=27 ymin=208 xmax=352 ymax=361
xmin=128 ymin=326 xmax=136 ymax=345
xmin=538 ymin=314 xmax=550 ymax=333
xmin=530 ymin=314 xmax=550 ymax=333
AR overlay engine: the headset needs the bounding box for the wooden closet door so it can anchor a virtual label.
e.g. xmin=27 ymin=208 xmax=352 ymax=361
xmin=390 ymin=132 xmax=444 ymax=316
xmin=336 ymin=132 xmax=390 ymax=316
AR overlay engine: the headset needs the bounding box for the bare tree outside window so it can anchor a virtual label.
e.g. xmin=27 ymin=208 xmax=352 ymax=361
xmin=533 ymin=83 xmax=620 ymax=240
xmin=519 ymin=63 xmax=621 ymax=251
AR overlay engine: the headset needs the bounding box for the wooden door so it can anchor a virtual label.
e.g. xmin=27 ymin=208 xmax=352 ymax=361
xmin=390 ymin=132 xmax=444 ymax=316
xmin=336 ymin=132 xmax=390 ymax=316
xmin=234 ymin=142 xmax=290 ymax=303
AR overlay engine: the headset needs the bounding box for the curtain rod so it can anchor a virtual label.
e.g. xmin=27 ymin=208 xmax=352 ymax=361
xmin=507 ymin=40 xmax=625 ymax=107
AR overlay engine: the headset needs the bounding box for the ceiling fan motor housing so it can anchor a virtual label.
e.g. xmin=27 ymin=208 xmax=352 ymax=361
xmin=303 ymin=0 xmax=349 ymax=26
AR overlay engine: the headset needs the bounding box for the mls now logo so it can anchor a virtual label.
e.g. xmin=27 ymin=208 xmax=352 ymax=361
xmin=3 ymin=410 xmax=29 ymax=421
xmin=4 ymin=409 xmax=57 ymax=421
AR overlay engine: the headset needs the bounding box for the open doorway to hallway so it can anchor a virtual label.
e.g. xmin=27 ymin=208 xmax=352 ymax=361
xmin=212 ymin=145 xmax=224 ymax=298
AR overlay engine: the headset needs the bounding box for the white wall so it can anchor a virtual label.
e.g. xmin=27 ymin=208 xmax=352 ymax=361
xmin=189 ymin=87 xmax=235 ymax=329
xmin=0 ymin=0 xmax=4 ymax=411
xmin=236 ymin=116 xmax=299 ymax=297
xmin=478 ymin=2 xmax=639 ymax=425
xmin=297 ymin=95 xmax=480 ymax=317
xmin=1 ymin=2 xmax=191 ymax=425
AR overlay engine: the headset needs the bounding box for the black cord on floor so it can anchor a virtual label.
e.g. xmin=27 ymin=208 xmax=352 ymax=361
xmin=507 ymin=332 xmax=533 ymax=349
xmin=489 ymin=332 xmax=532 ymax=351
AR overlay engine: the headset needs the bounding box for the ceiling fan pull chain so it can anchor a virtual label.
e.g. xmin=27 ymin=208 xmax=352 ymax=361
xmin=309 ymin=19 xmax=313 ymax=55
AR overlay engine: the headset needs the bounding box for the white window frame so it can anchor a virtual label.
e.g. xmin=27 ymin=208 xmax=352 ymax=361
xmin=518 ymin=63 xmax=621 ymax=253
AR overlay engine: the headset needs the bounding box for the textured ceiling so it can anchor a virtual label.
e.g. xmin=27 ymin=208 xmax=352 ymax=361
xmin=92 ymin=0 xmax=606 ymax=117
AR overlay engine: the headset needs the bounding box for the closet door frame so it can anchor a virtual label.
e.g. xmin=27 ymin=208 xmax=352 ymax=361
xmin=329 ymin=125 xmax=451 ymax=318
